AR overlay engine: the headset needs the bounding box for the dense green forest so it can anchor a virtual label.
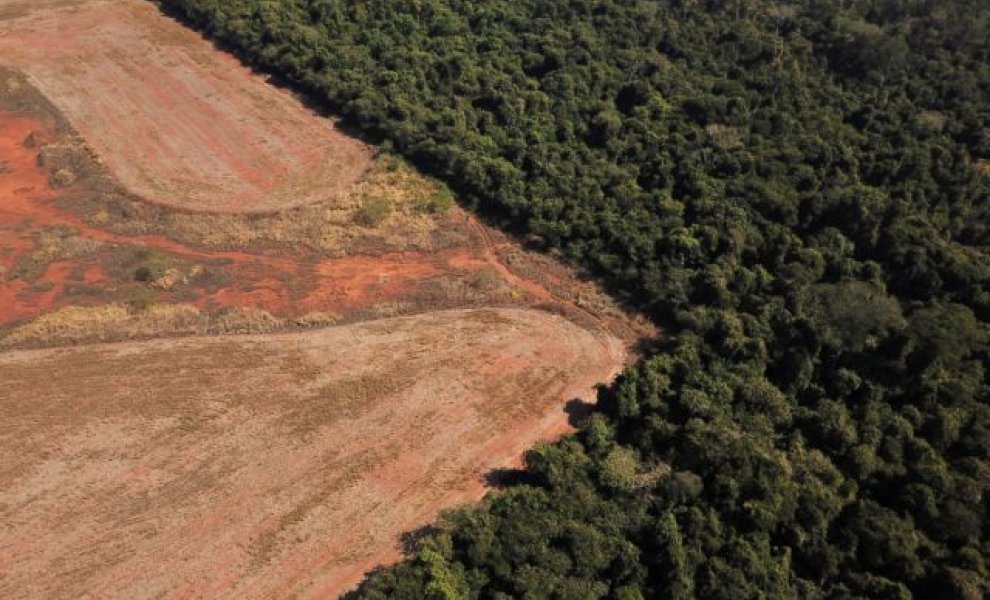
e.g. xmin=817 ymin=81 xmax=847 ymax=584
xmin=156 ymin=0 xmax=989 ymax=597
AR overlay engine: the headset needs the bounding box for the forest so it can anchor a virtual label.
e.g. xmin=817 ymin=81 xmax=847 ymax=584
xmin=155 ymin=0 xmax=989 ymax=597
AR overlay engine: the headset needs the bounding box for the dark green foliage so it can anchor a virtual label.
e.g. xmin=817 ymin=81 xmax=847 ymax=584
xmin=156 ymin=0 xmax=990 ymax=596
xmin=134 ymin=265 xmax=154 ymax=282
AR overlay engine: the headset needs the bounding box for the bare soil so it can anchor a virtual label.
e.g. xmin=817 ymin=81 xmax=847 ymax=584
xmin=0 ymin=0 xmax=372 ymax=213
xmin=0 ymin=308 xmax=625 ymax=599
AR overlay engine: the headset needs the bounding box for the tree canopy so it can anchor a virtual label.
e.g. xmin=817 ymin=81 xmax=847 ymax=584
xmin=157 ymin=0 xmax=990 ymax=597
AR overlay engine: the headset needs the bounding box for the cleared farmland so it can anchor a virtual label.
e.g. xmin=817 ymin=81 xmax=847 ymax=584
xmin=0 ymin=0 xmax=371 ymax=212
xmin=0 ymin=308 xmax=624 ymax=599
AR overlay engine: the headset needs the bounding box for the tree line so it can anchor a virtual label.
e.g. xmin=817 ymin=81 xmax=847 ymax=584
xmin=156 ymin=0 xmax=990 ymax=597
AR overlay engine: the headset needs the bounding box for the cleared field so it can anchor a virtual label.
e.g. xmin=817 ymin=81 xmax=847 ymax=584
xmin=0 ymin=308 xmax=625 ymax=599
xmin=0 ymin=0 xmax=371 ymax=212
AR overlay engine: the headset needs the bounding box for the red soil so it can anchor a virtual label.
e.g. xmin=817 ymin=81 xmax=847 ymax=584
xmin=0 ymin=113 xmax=505 ymax=327
xmin=0 ymin=113 xmax=61 ymax=319
xmin=1 ymin=113 xmax=638 ymax=340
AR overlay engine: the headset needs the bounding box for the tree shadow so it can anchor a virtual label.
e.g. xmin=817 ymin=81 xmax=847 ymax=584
xmin=481 ymin=398 xmax=598 ymax=490
xmin=564 ymin=397 xmax=595 ymax=427
xmin=483 ymin=467 xmax=532 ymax=489
xmin=337 ymin=524 xmax=441 ymax=598
xmin=632 ymin=334 xmax=666 ymax=356
xmin=399 ymin=523 xmax=442 ymax=554
xmin=339 ymin=569 xmax=381 ymax=600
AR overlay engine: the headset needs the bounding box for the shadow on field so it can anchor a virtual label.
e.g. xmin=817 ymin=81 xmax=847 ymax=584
xmin=564 ymin=397 xmax=595 ymax=427
xmin=484 ymin=467 xmax=532 ymax=489
xmin=338 ymin=524 xmax=444 ymax=598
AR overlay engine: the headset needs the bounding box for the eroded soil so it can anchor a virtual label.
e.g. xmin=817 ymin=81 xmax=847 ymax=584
xmin=0 ymin=110 xmax=646 ymax=347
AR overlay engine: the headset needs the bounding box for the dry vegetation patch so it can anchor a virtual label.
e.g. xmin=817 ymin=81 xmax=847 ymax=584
xmin=99 ymin=155 xmax=464 ymax=256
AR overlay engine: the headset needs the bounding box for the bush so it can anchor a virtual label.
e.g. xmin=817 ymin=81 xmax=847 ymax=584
xmin=134 ymin=265 xmax=154 ymax=282
xmin=416 ymin=188 xmax=455 ymax=215
xmin=131 ymin=249 xmax=175 ymax=282
xmin=355 ymin=196 xmax=392 ymax=227
xmin=125 ymin=286 xmax=154 ymax=312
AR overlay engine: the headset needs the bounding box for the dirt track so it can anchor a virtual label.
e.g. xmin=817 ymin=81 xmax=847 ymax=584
xmin=0 ymin=0 xmax=371 ymax=212
xmin=0 ymin=308 xmax=624 ymax=599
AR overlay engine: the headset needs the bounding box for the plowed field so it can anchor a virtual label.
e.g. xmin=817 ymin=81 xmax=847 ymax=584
xmin=0 ymin=0 xmax=371 ymax=212
xmin=0 ymin=309 xmax=624 ymax=599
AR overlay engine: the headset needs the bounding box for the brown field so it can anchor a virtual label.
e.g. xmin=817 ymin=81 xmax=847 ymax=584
xmin=0 ymin=0 xmax=371 ymax=212
xmin=0 ymin=308 xmax=624 ymax=599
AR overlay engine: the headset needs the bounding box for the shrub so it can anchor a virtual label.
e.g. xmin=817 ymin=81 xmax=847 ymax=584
xmin=416 ymin=188 xmax=455 ymax=215
xmin=355 ymin=196 xmax=392 ymax=227
xmin=125 ymin=286 xmax=154 ymax=312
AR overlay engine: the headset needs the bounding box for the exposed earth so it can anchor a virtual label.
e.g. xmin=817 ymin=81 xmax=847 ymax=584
xmin=0 ymin=0 xmax=372 ymax=212
xmin=0 ymin=308 xmax=624 ymax=599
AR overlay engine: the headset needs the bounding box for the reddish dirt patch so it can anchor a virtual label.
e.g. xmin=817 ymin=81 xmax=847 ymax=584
xmin=0 ymin=113 xmax=59 ymax=317
xmin=0 ymin=308 xmax=625 ymax=600
xmin=0 ymin=113 xmax=418 ymax=323
xmin=0 ymin=0 xmax=371 ymax=212
xmin=1 ymin=112 xmax=649 ymax=346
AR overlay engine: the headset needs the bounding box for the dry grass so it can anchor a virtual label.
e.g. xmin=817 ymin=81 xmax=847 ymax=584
xmin=284 ymin=368 xmax=416 ymax=435
xmin=0 ymin=303 xmax=344 ymax=349
xmin=410 ymin=270 xmax=517 ymax=307
xmin=0 ymin=303 xmax=204 ymax=348
xmin=0 ymin=67 xmax=66 ymax=127
xmin=37 ymin=128 xmax=462 ymax=256
xmin=498 ymin=246 xmax=625 ymax=317
xmin=7 ymin=227 xmax=102 ymax=281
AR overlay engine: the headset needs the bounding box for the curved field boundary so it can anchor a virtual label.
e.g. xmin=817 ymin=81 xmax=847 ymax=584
xmin=0 ymin=0 xmax=371 ymax=213
xmin=0 ymin=308 xmax=625 ymax=599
